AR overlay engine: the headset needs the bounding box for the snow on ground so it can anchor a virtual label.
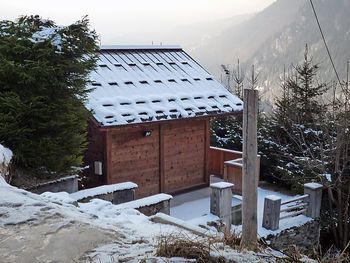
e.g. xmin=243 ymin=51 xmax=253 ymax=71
xmin=0 ymin=144 xmax=12 ymax=166
xmin=0 ymin=177 xmax=297 ymax=262
xmin=70 ymin=181 xmax=137 ymax=201
xmin=0 ymin=176 xmax=181 ymax=262
xmin=171 ymin=184 xmax=312 ymax=237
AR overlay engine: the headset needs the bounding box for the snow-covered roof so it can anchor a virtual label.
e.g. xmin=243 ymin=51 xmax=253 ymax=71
xmin=86 ymin=45 xmax=243 ymax=126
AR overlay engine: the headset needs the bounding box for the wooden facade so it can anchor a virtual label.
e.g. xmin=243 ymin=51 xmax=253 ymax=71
xmin=83 ymin=117 xmax=211 ymax=198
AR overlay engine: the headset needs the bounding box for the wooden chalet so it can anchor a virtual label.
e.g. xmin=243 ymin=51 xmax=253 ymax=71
xmin=83 ymin=45 xmax=243 ymax=197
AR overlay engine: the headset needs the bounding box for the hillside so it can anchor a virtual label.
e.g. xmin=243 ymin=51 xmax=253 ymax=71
xmin=192 ymin=0 xmax=306 ymax=76
xmin=107 ymin=13 xmax=253 ymax=51
xmin=193 ymin=0 xmax=350 ymax=102
xmin=246 ymin=0 xmax=350 ymax=101
xmin=101 ymin=0 xmax=349 ymax=103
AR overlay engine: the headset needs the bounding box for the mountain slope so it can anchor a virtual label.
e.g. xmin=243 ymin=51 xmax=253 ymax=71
xmin=246 ymin=0 xmax=350 ymax=101
xmin=106 ymin=13 xmax=253 ymax=51
xmin=191 ymin=0 xmax=306 ymax=75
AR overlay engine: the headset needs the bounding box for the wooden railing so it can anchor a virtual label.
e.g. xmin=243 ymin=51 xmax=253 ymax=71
xmin=209 ymin=146 xmax=242 ymax=177
xmin=279 ymin=194 xmax=309 ymax=220
xmin=262 ymin=183 xmax=323 ymax=231
xmin=209 ymin=146 xmax=260 ymax=195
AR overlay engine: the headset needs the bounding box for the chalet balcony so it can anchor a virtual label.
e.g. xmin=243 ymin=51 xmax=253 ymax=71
xmin=209 ymin=146 xmax=260 ymax=195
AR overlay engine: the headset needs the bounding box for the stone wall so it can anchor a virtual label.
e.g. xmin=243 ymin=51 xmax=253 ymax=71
xmin=265 ymin=220 xmax=320 ymax=254
xmin=137 ymin=199 xmax=171 ymax=216
xmin=28 ymin=175 xmax=79 ymax=194
xmin=77 ymin=188 xmax=135 ymax=205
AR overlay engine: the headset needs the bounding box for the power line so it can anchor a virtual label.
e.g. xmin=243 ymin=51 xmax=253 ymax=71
xmin=309 ymin=0 xmax=343 ymax=89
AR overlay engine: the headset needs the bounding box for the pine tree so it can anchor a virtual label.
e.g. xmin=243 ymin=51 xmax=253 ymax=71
xmin=0 ymin=15 xmax=98 ymax=177
xmin=265 ymin=45 xmax=330 ymax=191
xmin=283 ymin=45 xmax=328 ymax=124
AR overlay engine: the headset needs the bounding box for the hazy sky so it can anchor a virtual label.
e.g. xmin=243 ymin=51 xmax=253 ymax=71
xmin=1 ymin=0 xmax=276 ymax=42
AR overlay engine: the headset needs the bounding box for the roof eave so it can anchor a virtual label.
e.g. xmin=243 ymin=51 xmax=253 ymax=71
xmin=93 ymin=110 xmax=243 ymax=130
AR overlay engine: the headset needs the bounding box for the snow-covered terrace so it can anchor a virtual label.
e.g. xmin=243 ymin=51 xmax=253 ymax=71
xmin=170 ymin=176 xmax=312 ymax=237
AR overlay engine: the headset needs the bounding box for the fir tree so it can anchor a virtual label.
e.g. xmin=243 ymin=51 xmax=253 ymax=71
xmin=265 ymin=45 xmax=330 ymax=190
xmin=0 ymin=15 xmax=98 ymax=177
xmin=283 ymin=45 xmax=328 ymax=124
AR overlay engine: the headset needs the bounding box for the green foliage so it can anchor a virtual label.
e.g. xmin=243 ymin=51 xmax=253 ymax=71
xmin=267 ymin=47 xmax=329 ymax=190
xmin=211 ymin=116 xmax=242 ymax=150
xmin=212 ymin=47 xmax=330 ymax=191
xmin=0 ymin=15 xmax=98 ymax=176
xmin=275 ymin=47 xmax=328 ymax=124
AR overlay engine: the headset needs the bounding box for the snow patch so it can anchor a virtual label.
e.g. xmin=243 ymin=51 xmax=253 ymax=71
xmin=0 ymin=144 xmax=13 ymax=167
xmin=304 ymin=182 xmax=323 ymax=190
xmin=265 ymin=195 xmax=282 ymax=201
xmin=70 ymin=182 xmax=138 ymax=201
xmin=114 ymin=193 xmax=172 ymax=210
xmin=210 ymin=182 xmax=234 ymax=189
xmin=41 ymin=191 xmax=77 ymax=206
xmin=30 ymin=26 xmax=64 ymax=50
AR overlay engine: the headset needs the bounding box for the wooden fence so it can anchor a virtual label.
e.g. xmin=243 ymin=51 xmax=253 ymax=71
xmin=209 ymin=146 xmax=260 ymax=194
xmin=262 ymin=183 xmax=323 ymax=231
xmin=209 ymin=147 xmax=242 ymax=177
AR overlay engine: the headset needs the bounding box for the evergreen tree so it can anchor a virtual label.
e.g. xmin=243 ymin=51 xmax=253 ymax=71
xmin=0 ymin=15 xmax=98 ymax=177
xmin=282 ymin=45 xmax=328 ymax=124
xmin=266 ymin=46 xmax=329 ymax=191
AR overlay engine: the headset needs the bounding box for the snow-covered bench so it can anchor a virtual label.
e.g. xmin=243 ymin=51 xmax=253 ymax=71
xmin=70 ymin=182 xmax=138 ymax=205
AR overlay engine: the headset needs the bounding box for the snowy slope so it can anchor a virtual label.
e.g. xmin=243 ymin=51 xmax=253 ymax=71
xmin=0 ymin=177 xmax=308 ymax=262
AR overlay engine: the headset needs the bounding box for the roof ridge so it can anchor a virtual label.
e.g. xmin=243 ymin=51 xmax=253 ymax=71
xmin=100 ymin=45 xmax=182 ymax=51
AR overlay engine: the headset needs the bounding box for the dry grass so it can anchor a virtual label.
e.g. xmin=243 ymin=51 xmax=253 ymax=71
xmin=155 ymin=234 xmax=226 ymax=263
xmin=155 ymin=231 xmax=244 ymax=262
xmin=222 ymin=230 xmax=241 ymax=249
xmin=318 ymin=245 xmax=350 ymax=263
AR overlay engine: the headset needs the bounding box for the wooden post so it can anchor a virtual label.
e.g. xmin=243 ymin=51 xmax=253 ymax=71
xmin=204 ymin=119 xmax=210 ymax=185
xmin=241 ymin=88 xmax=259 ymax=250
xmin=304 ymin=183 xmax=323 ymax=219
xmin=262 ymin=195 xmax=281 ymax=231
xmin=210 ymin=182 xmax=234 ymax=231
xmin=159 ymin=124 xmax=165 ymax=192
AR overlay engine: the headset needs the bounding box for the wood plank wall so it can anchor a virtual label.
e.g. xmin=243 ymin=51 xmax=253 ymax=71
xmin=101 ymin=119 xmax=209 ymax=198
xmin=162 ymin=120 xmax=207 ymax=193
xmin=107 ymin=124 xmax=160 ymax=198
xmin=209 ymin=147 xmax=242 ymax=177
xmin=82 ymin=119 xmax=106 ymax=189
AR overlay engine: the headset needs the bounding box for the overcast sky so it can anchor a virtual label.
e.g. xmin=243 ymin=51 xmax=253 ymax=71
xmin=1 ymin=0 xmax=276 ymax=42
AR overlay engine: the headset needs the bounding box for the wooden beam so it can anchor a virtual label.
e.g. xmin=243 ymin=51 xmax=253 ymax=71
xmin=159 ymin=124 xmax=165 ymax=192
xmin=104 ymin=130 xmax=111 ymax=185
xmin=241 ymin=88 xmax=259 ymax=250
xmin=204 ymin=119 xmax=210 ymax=185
